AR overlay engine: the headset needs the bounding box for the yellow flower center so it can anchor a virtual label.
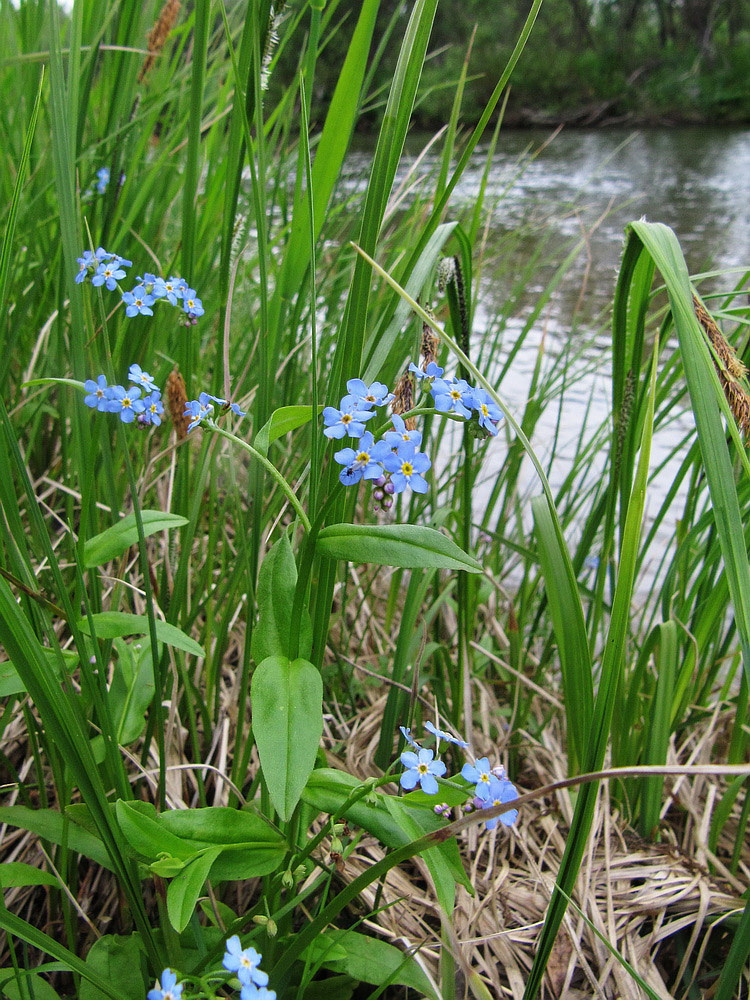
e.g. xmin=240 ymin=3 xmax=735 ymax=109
xmin=401 ymin=462 xmax=413 ymax=476
xmin=356 ymin=452 xmax=369 ymax=463
xmin=122 ymin=396 xmax=132 ymax=409
xmin=341 ymin=414 xmax=352 ymax=423
xmin=481 ymin=404 xmax=489 ymax=416
xmin=418 ymin=763 xmax=429 ymax=774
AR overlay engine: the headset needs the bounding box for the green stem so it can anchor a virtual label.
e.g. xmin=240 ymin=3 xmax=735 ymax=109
xmin=207 ymin=421 xmax=311 ymax=532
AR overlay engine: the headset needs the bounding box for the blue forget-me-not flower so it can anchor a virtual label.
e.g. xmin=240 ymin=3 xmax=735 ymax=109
xmin=399 ymin=747 xmax=446 ymax=795
xmin=147 ymin=969 xmax=183 ymax=1000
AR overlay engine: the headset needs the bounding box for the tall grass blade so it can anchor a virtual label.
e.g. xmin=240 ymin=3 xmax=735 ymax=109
xmin=524 ymin=345 xmax=658 ymax=999
xmin=630 ymin=220 xmax=750 ymax=685
xmin=0 ymin=68 xmax=42 ymax=324
xmin=532 ymin=496 xmax=593 ymax=774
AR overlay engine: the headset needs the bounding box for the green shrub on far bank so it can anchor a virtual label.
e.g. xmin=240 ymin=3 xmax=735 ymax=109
xmin=283 ymin=0 xmax=750 ymax=127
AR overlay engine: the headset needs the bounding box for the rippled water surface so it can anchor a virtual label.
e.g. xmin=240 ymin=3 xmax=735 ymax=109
xmin=346 ymin=128 xmax=750 ymax=587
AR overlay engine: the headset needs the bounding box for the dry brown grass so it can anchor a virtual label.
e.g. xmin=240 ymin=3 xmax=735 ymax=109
xmin=1 ymin=503 xmax=748 ymax=998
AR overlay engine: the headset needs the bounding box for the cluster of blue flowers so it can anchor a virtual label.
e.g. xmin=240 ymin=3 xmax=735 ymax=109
xmin=322 ymin=366 xmax=502 ymax=500
xmin=84 ymin=365 xmax=164 ymax=426
xmin=147 ymin=937 xmax=274 ymax=1000
xmin=183 ymin=390 xmax=246 ymax=432
xmin=399 ymin=723 xmax=519 ymax=831
xmin=75 ymin=248 xmax=203 ymax=324
xmin=82 ymin=166 xmax=126 ymax=199
xmin=408 ymin=362 xmax=503 ymax=434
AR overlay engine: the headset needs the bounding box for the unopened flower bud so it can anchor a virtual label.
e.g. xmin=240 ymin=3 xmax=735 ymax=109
xmin=281 ymin=868 xmax=294 ymax=889
xmin=384 ymin=481 xmax=395 ymax=495
xmin=252 ymin=914 xmax=278 ymax=937
xmin=383 ymin=498 xmax=393 ymax=510
xmin=373 ymin=488 xmax=384 ymax=501
xmin=374 ymin=475 xmax=386 ymax=487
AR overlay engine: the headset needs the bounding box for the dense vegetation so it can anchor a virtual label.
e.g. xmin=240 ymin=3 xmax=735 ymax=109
xmin=287 ymin=0 xmax=750 ymax=125
xmin=0 ymin=2 xmax=749 ymax=999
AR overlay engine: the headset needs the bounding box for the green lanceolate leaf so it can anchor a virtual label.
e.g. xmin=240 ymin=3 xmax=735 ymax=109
xmin=0 ymin=649 xmax=75 ymax=697
xmin=251 ymin=533 xmax=312 ymax=663
xmin=1 ymin=974 xmax=62 ymax=1000
xmin=115 ymin=801 xmax=195 ymax=862
xmin=316 ymin=523 xmax=482 ymax=572
xmin=0 ymin=806 xmax=113 ymax=871
xmin=309 ymin=929 xmax=440 ymax=1000
xmin=83 ymin=511 xmax=188 ymax=568
xmin=166 ymin=848 xmax=221 ymax=933
xmin=77 ymin=612 xmax=204 ymax=658
xmin=254 ymin=405 xmax=321 ymax=455
xmin=108 ymin=639 xmax=155 ymax=745
xmin=158 ymin=807 xmax=287 ymax=881
xmin=79 ymin=935 xmax=147 ymax=1000
xmin=116 ymin=800 xmax=287 ymax=881
xmin=0 ymin=862 xmax=59 ymax=889
xmin=251 ymin=656 xmax=323 ymax=821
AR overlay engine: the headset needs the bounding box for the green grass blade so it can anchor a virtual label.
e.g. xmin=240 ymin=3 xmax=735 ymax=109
xmin=532 ymin=495 xmax=593 ymax=774
xmin=631 ymin=220 xmax=750 ymax=684
xmin=524 ymin=344 xmax=659 ymax=999
xmin=0 ymin=67 xmax=42 ymax=321
xmin=714 ymin=895 xmax=750 ymax=1000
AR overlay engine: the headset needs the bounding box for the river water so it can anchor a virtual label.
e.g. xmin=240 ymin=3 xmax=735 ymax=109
xmin=346 ymin=128 xmax=750 ymax=591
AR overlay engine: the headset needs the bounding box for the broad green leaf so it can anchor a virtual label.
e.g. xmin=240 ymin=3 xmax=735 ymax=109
xmin=166 ymin=849 xmax=221 ymax=933
xmin=83 ymin=512 xmax=188 ymax=568
xmin=314 ymin=930 xmax=439 ymax=1000
xmin=0 ymin=909 xmax=127 ymax=1000
xmin=251 ymin=534 xmax=312 ymax=664
xmin=159 ymin=807 xmax=287 ymax=881
xmin=316 ymin=523 xmax=482 ymax=573
xmin=115 ymin=801 xmax=195 ymax=862
xmin=0 ymin=649 xmax=75 ymax=698
xmin=254 ymin=405 xmax=321 ymax=455
xmin=79 ymin=935 xmax=146 ymax=1000
xmin=301 ymin=769 xmax=470 ymax=893
xmin=0 ymin=806 xmax=113 ymax=872
xmin=1 ymin=973 xmax=62 ymax=1000
xmin=78 ymin=613 xmax=204 ymax=658
xmin=109 ymin=639 xmax=156 ymax=745
xmin=251 ymin=656 xmax=323 ymax=821
xmin=382 ymin=795 xmax=462 ymax=911
xmin=0 ymin=863 xmax=58 ymax=889
xmin=115 ymin=802 xmax=285 ymax=881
